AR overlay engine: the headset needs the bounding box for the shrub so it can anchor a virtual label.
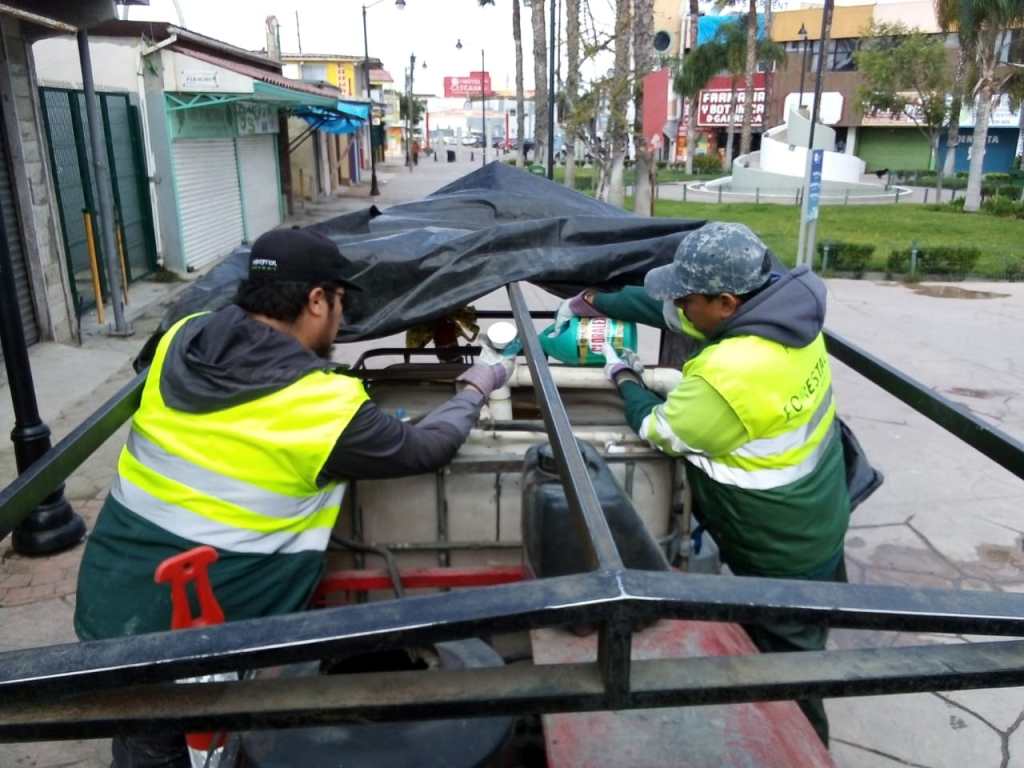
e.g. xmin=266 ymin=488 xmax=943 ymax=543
xmin=692 ymin=153 xmax=722 ymax=175
xmin=887 ymin=245 xmax=981 ymax=278
xmin=981 ymin=196 xmax=1024 ymax=218
xmin=995 ymin=184 xmax=1022 ymax=199
xmin=984 ymin=172 xmax=1012 ymax=185
xmin=1006 ymin=258 xmax=1024 ymax=282
xmin=816 ymin=241 xmax=875 ymax=278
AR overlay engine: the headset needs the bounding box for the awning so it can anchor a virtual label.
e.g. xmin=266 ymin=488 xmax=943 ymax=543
xmin=293 ymin=105 xmax=366 ymax=135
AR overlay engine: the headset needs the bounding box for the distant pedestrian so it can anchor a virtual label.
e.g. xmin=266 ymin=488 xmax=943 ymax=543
xmin=412 ymin=139 xmax=420 ymax=166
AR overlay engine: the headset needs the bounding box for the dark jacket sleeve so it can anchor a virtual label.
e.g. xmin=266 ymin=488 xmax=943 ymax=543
xmin=318 ymin=390 xmax=484 ymax=483
xmin=617 ymin=379 xmax=665 ymax=434
xmin=591 ymin=286 xmax=668 ymax=329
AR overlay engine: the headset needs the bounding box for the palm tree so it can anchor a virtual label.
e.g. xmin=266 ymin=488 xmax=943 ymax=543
xmin=740 ymin=0 xmax=759 ymax=157
xmin=674 ymin=40 xmax=726 ymax=174
xmin=937 ymin=0 xmax=1024 ymax=211
xmin=633 ymin=0 xmax=656 ymax=215
xmin=564 ymin=0 xmax=580 ymax=187
xmin=606 ymin=0 xmax=632 ymax=206
xmin=512 ymin=0 xmax=527 ymax=165
xmin=716 ymin=18 xmax=750 ymax=170
xmin=529 ymin=0 xmax=549 ymax=167
xmin=714 ymin=16 xmax=784 ymax=169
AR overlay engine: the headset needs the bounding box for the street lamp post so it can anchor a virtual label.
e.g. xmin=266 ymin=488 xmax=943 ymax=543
xmin=362 ymin=0 xmax=406 ymax=195
xmin=0 ymin=205 xmax=84 ymax=555
xmin=798 ymin=23 xmax=809 ymax=111
xmin=405 ymin=52 xmax=416 ymax=170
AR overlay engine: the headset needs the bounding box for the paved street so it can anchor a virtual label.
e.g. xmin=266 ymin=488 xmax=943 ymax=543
xmin=2 ymin=156 xmax=1023 ymax=767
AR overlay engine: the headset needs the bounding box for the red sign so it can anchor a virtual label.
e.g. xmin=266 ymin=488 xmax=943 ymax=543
xmin=642 ymin=69 xmax=670 ymax=144
xmin=444 ymin=71 xmax=493 ymax=97
xmin=696 ymin=73 xmax=767 ymax=128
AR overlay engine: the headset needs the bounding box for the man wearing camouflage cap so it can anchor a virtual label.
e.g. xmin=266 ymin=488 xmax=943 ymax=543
xmin=555 ymin=222 xmax=849 ymax=745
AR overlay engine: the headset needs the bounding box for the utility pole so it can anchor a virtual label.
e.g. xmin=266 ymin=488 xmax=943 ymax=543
xmin=795 ymin=0 xmax=833 ymax=269
xmin=482 ymin=48 xmax=487 ymax=167
xmin=406 ymin=52 xmax=416 ymax=170
xmin=78 ymin=30 xmax=131 ymax=336
xmin=362 ymin=5 xmax=380 ymax=195
xmin=546 ymin=0 xmax=556 ymax=179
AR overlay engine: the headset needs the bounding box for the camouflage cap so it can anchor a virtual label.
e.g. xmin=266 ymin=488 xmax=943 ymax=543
xmin=644 ymin=222 xmax=772 ymax=299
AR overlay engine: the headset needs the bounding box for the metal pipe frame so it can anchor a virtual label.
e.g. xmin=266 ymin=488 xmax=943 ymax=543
xmin=1 ymin=284 xmax=1024 ymax=739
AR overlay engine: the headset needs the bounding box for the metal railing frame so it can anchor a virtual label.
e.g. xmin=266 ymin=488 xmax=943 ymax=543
xmin=1 ymin=283 xmax=1023 ymax=741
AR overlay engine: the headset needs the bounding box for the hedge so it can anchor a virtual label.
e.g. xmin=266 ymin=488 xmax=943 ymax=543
xmin=887 ymin=245 xmax=981 ymax=277
xmin=693 ymin=154 xmax=723 ymax=175
xmin=816 ymin=241 xmax=875 ymax=277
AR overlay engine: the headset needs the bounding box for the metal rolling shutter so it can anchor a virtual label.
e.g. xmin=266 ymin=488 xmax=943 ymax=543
xmin=236 ymin=135 xmax=281 ymax=242
xmin=0 ymin=112 xmax=39 ymax=351
xmin=172 ymin=139 xmax=243 ymax=271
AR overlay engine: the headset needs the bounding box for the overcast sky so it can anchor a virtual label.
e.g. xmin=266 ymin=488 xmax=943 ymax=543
xmin=124 ymin=0 xmax=625 ymax=96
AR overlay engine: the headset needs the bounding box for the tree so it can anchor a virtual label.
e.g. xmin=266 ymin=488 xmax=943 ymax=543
xmin=606 ymin=0 xmax=632 ymax=206
xmin=399 ymin=93 xmax=426 ymax=125
xmin=856 ymin=23 xmax=953 ymax=192
xmin=633 ymin=0 xmax=657 ymax=215
xmin=564 ymin=0 xmax=580 ymax=187
xmin=512 ymin=0 xmax=527 ymax=165
xmin=739 ymin=0 xmax=759 ymax=157
xmin=712 ymin=17 xmax=783 ymax=171
xmin=937 ymin=0 xmax=1024 ymax=212
xmin=674 ymin=40 xmax=726 ymax=174
xmin=529 ymin=0 xmax=549 ymax=166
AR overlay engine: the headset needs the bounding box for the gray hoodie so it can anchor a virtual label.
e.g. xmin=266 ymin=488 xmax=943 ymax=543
xmin=711 ymin=265 xmax=826 ymax=348
xmin=156 ymin=305 xmax=484 ymax=485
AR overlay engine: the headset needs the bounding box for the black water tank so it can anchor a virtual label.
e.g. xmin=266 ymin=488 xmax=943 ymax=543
xmin=522 ymin=440 xmax=670 ymax=578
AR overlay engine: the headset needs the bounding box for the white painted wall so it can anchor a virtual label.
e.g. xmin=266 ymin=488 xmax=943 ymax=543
xmin=161 ymin=50 xmax=254 ymax=94
xmin=33 ymin=36 xmax=141 ymax=92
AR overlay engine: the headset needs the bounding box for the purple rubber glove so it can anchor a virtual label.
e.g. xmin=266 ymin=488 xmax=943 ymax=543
xmin=603 ymin=344 xmax=644 ymax=384
xmin=553 ymin=290 xmax=605 ymax=334
xmin=456 ymin=362 xmax=509 ymax=397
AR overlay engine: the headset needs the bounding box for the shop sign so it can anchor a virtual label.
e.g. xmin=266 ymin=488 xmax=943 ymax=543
xmin=444 ymin=72 xmax=493 ymax=98
xmin=696 ymin=74 xmax=767 ymax=128
xmin=180 ymin=69 xmax=219 ymax=91
xmin=235 ymin=103 xmax=278 ymax=135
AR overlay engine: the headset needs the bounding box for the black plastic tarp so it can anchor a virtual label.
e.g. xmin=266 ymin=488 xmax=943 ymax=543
xmin=155 ymin=162 xmax=705 ymax=344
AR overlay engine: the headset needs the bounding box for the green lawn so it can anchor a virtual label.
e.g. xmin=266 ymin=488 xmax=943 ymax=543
xmin=644 ymin=200 xmax=1024 ymax=278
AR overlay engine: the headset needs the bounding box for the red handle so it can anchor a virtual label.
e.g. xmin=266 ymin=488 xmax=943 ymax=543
xmin=155 ymin=546 xmax=227 ymax=752
xmin=154 ymin=545 xmax=225 ymax=630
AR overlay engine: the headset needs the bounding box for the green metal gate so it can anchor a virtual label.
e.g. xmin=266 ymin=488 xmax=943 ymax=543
xmin=39 ymin=88 xmax=157 ymax=313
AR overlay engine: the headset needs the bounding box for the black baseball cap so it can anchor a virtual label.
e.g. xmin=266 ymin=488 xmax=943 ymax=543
xmin=248 ymin=228 xmax=363 ymax=291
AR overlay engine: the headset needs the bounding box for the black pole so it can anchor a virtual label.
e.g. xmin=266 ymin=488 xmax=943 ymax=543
xmin=798 ymin=33 xmax=808 ymax=109
xmin=546 ymin=0 xmax=556 ymax=179
xmin=0 ymin=202 xmax=84 ymax=555
xmin=806 ymin=0 xmax=833 ymax=154
xmin=482 ymin=48 xmax=487 ymax=167
xmin=362 ymin=4 xmax=380 ymax=196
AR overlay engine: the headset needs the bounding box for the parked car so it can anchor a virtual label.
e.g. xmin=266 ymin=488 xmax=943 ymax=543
xmin=461 ymin=134 xmax=483 ymax=147
xmin=442 ymin=135 xmax=458 ymax=146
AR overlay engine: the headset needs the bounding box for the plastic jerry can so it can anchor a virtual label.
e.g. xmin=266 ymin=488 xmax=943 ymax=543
xmin=521 ymin=440 xmax=670 ymax=579
xmin=538 ymin=316 xmax=638 ymax=366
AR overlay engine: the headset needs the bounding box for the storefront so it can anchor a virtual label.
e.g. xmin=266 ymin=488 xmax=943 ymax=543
xmin=675 ymin=73 xmax=768 ymax=163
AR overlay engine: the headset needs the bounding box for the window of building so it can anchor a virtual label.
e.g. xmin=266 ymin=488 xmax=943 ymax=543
xmin=832 ymin=39 xmax=858 ymax=71
xmin=301 ymin=63 xmax=327 ymax=82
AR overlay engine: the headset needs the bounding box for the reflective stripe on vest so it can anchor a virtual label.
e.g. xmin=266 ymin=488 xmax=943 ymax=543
xmin=677 ymin=332 xmax=835 ymax=490
xmin=117 ymin=313 xmax=368 ymax=554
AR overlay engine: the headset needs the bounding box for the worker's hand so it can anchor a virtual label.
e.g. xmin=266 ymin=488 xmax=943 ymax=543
xmin=603 ymin=344 xmax=643 ymax=384
xmin=456 ymin=362 xmax=509 ymax=397
xmin=553 ymin=290 xmax=604 ymax=334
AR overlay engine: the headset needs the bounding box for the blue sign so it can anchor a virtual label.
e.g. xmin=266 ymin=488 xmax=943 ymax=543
xmin=806 ymin=149 xmax=824 ymax=222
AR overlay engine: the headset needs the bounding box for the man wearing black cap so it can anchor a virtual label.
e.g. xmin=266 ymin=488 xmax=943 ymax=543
xmin=75 ymin=228 xmax=507 ymax=766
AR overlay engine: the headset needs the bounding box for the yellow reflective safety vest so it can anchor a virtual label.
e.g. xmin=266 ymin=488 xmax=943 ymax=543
xmin=112 ymin=314 xmax=369 ymax=556
xmin=681 ymin=332 xmax=835 ymax=489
